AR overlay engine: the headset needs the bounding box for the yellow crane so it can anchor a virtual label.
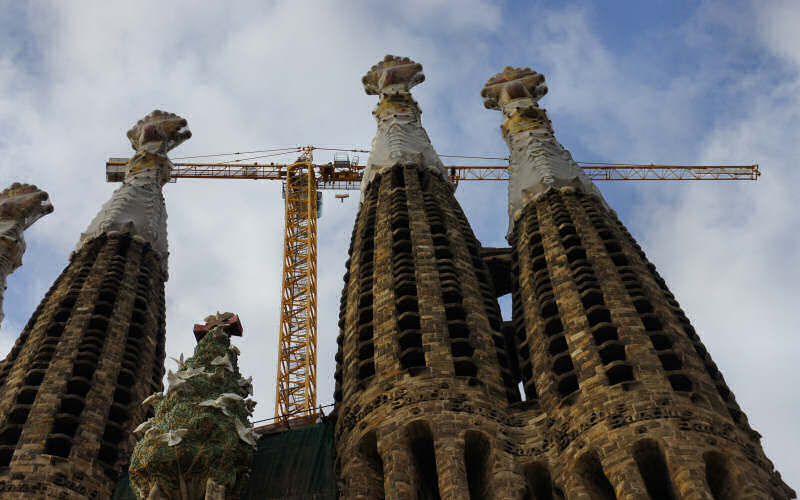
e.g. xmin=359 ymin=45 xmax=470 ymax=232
xmin=105 ymin=148 xmax=759 ymax=425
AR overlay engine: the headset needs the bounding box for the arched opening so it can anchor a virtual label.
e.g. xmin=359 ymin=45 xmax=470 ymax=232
xmin=633 ymin=439 xmax=676 ymax=500
xmin=576 ymin=451 xmax=616 ymax=500
xmin=704 ymin=451 xmax=734 ymax=500
xmin=357 ymin=432 xmax=384 ymax=498
xmin=407 ymin=421 xmax=440 ymax=500
xmin=464 ymin=431 xmax=490 ymax=500
xmin=524 ymin=462 xmax=555 ymax=500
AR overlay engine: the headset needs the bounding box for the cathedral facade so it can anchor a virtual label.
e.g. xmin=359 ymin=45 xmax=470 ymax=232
xmin=0 ymin=56 xmax=792 ymax=499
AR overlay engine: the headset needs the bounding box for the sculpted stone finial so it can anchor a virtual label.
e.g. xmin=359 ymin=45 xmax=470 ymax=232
xmin=77 ymin=110 xmax=191 ymax=273
xmin=127 ymin=109 xmax=191 ymax=156
xmin=481 ymin=66 xmax=548 ymax=110
xmin=482 ymin=67 xmax=607 ymax=236
xmin=362 ymin=55 xmax=425 ymax=96
xmin=0 ymin=183 xmax=53 ymax=327
xmin=361 ymin=56 xmax=447 ymax=198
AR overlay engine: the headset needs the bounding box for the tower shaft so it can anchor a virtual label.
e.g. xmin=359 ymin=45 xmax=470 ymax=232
xmin=334 ymin=56 xmax=519 ymax=500
xmin=484 ymin=66 xmax=794 ymax=499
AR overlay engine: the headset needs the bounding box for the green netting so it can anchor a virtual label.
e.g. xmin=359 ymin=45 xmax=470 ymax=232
xmin=111 ymin=472 xmax=137 ymax=500
xmin=113 ymin=421 xmax=337 ymax=499
xmin=241 ymin=421 xmax=337 ymax=500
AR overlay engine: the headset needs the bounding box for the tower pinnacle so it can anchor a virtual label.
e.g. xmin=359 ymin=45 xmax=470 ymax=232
xmin=481 ymin=67 xmax=606 ymax=235
xmin=78 ymin=110 xmax=191 ymax=273
xmin=361 ymin=55 xmax=448 ymax=199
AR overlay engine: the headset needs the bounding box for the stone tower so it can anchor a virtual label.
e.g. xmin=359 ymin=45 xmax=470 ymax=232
xmin=0 ymin=110 xmax=190 ymax=499
xmin=333 ymin=56 xmax=522 ymax=499
xmin=481 ymin=66 xmax=794 ymax=499
xmin=0 ymin=183 xmax=54 ymax=328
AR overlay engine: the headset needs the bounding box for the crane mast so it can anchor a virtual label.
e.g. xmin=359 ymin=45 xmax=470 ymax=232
xmin=275 ymin=147 xmax=318 ymax=423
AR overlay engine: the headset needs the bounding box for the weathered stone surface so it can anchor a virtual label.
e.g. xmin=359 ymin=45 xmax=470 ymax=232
xmin=334 ymin=57 xmax=520 ymax=500
xmin=0 ymin=183 xmax=53 ymax=327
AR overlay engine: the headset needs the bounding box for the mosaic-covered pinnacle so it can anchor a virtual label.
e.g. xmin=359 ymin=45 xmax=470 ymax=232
xmin=482 ymin=67 xmax=607 ymax=237
xmin=129 ymin=312 xmax=256 ymax=499
xmin=77 ymin=110 xmax=190 ymax=272
xmin=362 ymin=55 xmax=425 ymax=96
xmin=361 ymin=56 xmax=448 ymax=200
xmin=0 ymin=183 xmax=53 ymax=327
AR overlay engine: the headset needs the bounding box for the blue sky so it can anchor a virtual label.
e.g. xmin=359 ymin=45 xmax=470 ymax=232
xmin=1 ymin=0 xmax=798 ymax=488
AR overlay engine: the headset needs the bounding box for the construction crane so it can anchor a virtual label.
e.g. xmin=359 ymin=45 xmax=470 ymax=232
xmin=105 ymin=147 xmax=760 ymax=425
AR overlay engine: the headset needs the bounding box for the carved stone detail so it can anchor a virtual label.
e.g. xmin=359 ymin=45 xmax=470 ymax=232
xmin=0 ymin=183 xmax=53 ymax=326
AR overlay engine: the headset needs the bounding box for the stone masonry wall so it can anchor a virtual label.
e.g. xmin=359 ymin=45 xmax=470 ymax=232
xmin=333 ymin=184 xmax=795 ymax=500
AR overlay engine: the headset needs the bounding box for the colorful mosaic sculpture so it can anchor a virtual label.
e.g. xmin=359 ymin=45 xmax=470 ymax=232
xmin=129 ymin=312 xmax=256 ymax=499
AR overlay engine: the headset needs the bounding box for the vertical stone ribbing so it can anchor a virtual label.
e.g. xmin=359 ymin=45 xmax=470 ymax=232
xmin=548 ymin=190 xmax=636 ymax=388
xmin=418 ymin=170 xmax=476 ymax=380
xmin=389 ymin=167 xmax=426 ymax=373
xmin=512 ymin=201 xmax=580 ymax=405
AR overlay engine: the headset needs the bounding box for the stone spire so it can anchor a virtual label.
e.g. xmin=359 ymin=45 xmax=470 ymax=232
xmin=360 ymin=55 xmax=448 ymax=199
xmin=78 ymin=110 xmax=191 ymax=275
xmin=129 ymin=312 xmax=256 ymax=500
xmin=481 ymin=66 xmax=606 ymax=235
xmin=0 ymin=110 xmax=190 ymax=499
xmin=0 ymin=183 xmax=53 ymax=327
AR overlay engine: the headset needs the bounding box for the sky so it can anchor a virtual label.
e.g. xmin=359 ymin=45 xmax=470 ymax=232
xmin=0 ymin=0 xmax=798 ymax=488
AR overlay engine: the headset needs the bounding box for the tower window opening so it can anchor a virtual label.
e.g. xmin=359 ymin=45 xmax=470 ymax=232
xmin=633 ymin=439 xmax=676 ymax=500
xmin=575 ymin=451 xmax=616 ymax=500
xmin=357 ymin=432 xmax=384 ymax=498
xmin=464 ymin=431 xmax=490 ymax=500
xmin=524 ymin=462 xmax=555 ymax=500
xmin=407 ymin=421 xmax=441 ymax=500
xmin=704 ymin=452 xmax=733 ymax=500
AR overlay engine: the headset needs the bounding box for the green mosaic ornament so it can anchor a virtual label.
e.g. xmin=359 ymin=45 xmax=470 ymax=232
xmin=129 ymin=312 xmax=257 ymax=499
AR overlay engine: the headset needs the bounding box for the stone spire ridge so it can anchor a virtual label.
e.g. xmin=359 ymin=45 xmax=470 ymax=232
xmin=0 ymin=182 xmax=53 ymax=327
xmin=77 ymin=110 xmax=191 ymax=275
xmin=361 ymin=55 xmax=448 ymax=199
xmin=481 ymin=66 xmax=607 ymax=236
